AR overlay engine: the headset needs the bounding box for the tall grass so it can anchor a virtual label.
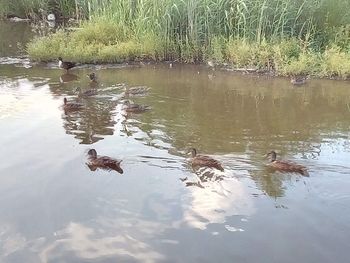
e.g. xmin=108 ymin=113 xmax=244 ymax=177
xmin=23 ymin=0 xmax=350 ymax=77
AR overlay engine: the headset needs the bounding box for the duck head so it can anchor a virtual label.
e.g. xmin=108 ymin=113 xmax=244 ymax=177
xmin=87 ymin=72 xmax=97 ymax=82
xmin=58 ymin=57 xmax=63 ymax=67
xmin=88 ymin=149 xmax=97 ymax=159
xmin=188 ymin=148 xmax=197 ymax=157
xmin=75 ymin=87 xmax=82 ymax=93
xmin=267 ymin=151 xmax=277 ymax=162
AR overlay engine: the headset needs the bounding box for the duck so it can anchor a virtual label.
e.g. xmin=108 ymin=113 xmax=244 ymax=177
xmin=188 ymin=148 xmax=224 ymax=172
xmin=87 ymin=72 xmax=98 ymax=82
xmin=124 ymin=86 xmax=150 ymax=96
xmin=122 ymin=100 xmax=151 ymax=113
xmin=75 ymin=87 xmax=97 ymax=97
xmin=58 ymin=57 xmax=76 ymax=72
xmin=290 ymin=76 xmax=306 ymax=85
xmin=86 ymin=149 xmax=123 ymax=174
xmin=266 ymin=150 xmax=308 ymax=176
xmin=63 ymin=97 xmax=83 ymax=111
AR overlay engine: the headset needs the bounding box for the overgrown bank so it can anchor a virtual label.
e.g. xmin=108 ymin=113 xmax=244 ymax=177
xmin=25 ymin=0 xmax=350 ymax=78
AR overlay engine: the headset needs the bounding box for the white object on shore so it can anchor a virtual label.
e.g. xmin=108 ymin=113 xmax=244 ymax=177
xmin=47 ymin=13 xmax=56 ymax=21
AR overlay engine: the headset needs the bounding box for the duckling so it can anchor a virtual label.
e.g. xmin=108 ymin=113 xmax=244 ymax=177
xmin=75 ymin=87 xmax=97 ymax=97
xmin=266 ymin=151 xmax=308 ymax=176
xmin=188 ymin=148 xmax=224 ymax=172
xmin=290 ymin=76 xmax=306 ymax=85
xmin=124 ymin=86 xmax=150 ymax=96
xmin=58 ymin=57 xmax=76 ymax=72
xmin=122 ymin=100 xmax=151 ymax=113
xmin=63 ymin=97 xmax=83 ymax=111
xmin=87 ymin=149 xmax=123 ymax=174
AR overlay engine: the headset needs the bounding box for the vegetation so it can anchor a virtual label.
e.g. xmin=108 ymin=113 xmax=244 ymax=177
xmin=6 ymin=0 xmax=350 ymax=78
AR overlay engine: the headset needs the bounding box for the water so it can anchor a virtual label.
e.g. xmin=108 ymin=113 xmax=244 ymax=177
xmin=1 ymin=21 xmax=350 ymax=263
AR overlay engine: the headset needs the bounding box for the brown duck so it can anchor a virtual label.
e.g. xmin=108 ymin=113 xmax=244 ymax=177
xmin=63 ymin=97 xmax=83 ymax=111
xmin=122 ymin=100 xmax=151 ymax=113
xmin=87 ymin=149 xmax=123 ymax=174
xmin=188 ymin=148 xmax=224 ymax=172
xmin=87 ymin=72 xmax=97 ymax=82
xmin=290 ymin=76 xmax=306 ymax=85
xmin=76 ymin=87 xmax=97 ymax=97
xmin=125 ymin=86 xmax=150 ymax=96
xmin=267 ymin=151 xmax=308 ymax=176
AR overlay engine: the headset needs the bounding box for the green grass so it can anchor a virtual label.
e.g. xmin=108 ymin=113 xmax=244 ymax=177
xmin=23 ymin=0 xmax=350 ymax=78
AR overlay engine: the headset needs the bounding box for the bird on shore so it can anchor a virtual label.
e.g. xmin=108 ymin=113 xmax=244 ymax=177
xmin=58 ymin=57 xmax=76 ymax=72
xmin=290 ymin=76 xmax=306 ymax=85
xmin=86 ymin=149 xmax=123 ymax=174
xmin=62 ymin=97 xmax=83 ymax=111
xmin=266 ymin=150 xmax=308 ymax=176
xmin=188 ymin=148 xmax=224 ymax=172
xmin=122 ymin=100 xmax=151 ymax=113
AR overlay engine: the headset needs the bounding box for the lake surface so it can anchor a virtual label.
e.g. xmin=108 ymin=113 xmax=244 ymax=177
xmin=0 ymin=21 xmax=350 ymax=263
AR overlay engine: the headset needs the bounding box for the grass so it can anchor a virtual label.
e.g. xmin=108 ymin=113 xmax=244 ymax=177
xmin=21 ymin=0 xmax=350 ymax=78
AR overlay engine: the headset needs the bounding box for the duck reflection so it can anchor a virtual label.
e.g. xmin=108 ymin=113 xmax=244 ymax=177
xmin=250 ymin=169 xmax=295 ymax=198
xmin=62 ymin=97 xmax=118 ymax=144
xmin=59 ymin=73 xmax=78 ymax=83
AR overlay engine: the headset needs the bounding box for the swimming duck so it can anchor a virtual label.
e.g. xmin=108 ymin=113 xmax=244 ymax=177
xmin=63 ymin=97 xmax=83 ymax=111
xmin=122 ymin=100 xmax=151 ymax=113
xmin=87 ymin=149 xmax=123 ymax=174
xmin=290 ymin=76 xmax=306 ymax=85
xmin=75 ymin=87 xmax=97 ymax=97
xmin=58 ymin=57 xmax=76 ymax=72
xmin=124 ymin=86 xmax=150 ymax=96
xmin=87 ymin=72 xmax=97 ymax=82
xmin=266 ymin=150 xmax=308 ymax=176
xmin=188 ymin=148 xmax=224 ymax=172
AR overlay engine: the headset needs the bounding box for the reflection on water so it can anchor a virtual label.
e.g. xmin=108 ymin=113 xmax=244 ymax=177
xmin=59 ymin=73 xmax=78 ymax=83
xmin=1 ymin=45 xmax=350 ymax=262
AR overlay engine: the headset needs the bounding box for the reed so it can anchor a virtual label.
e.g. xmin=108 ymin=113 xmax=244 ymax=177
xmin=23 ymin=0 xmax=350 ymax=78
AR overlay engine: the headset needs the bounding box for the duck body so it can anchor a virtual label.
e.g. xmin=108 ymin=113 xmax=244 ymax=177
xmin=87 ymin=149 xmax=123 ymax=174
xmin=63 ymin=97 xmax=83 ymax=111
xmin=76 ymin=87 xmax=97 ymax=97
xmin=125 ymin=86 xmax=150 ymax=96
xmin=290 ymin=76 xmax=306 ymax=85
xmin=123 ymin=101 xmax=151 ymax=113
xmin=58 ymin=57 xmax=76 ymax=71
xmin=267 ymin=151 xmax=308 ymax=176
xmin=189 ymin=148 xmax=224 ymax=172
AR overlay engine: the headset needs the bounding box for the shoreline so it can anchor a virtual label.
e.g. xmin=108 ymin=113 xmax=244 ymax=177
xmin=2 ymin=55 xmax=349 ymax=82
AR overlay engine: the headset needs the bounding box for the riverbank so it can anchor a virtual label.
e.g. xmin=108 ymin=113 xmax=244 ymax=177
xmin=27 ymin=19 xmax=350 ymax=79
xmin=12 ymin=0 xmax=347 ymax=79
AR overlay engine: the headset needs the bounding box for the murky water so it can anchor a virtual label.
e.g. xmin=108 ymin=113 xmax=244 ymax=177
xmin=1 ymin=21 xmax=350 ymax=263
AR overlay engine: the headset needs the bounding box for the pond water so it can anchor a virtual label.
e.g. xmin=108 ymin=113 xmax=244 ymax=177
xmin=0 ymin=21 xmax=350 ymax=263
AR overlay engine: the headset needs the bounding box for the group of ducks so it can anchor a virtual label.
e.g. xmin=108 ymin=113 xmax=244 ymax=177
xmin=58 ymin=57 xmax=309 ymax=178
xmin=59 ymin=58 xmax=151 ymax=114
xmin=86 ymin=147 xmax=308 ymax=177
